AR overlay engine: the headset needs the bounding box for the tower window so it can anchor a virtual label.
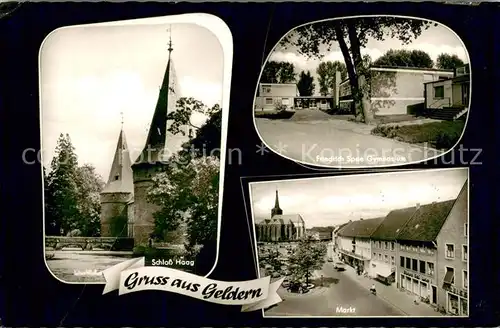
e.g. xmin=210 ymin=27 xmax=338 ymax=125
xmin=114 ymin=175 xmax=120 ymax=181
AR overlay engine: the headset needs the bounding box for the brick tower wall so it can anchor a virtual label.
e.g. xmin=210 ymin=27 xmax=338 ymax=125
xmin=132 ymin=165 xmax=164 ymax=245
xmin=100 ymin=192 xmax=131 ymax=237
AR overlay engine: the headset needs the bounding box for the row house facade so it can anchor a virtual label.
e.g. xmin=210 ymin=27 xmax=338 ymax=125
xmin=436 ymin=182 xmax=468 ymax=316
xmin=334 ymin=180 xmax=468 ymax=316
xmin=396 ymin=182 xmax=468 ymax=315
xmin=369 ymin=207 xmax=417 ymax=285
xmin=337 ymin=218 xmax=384 ymax=274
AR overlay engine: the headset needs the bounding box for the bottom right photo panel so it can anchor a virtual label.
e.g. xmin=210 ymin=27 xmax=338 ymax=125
xmin=249 ymin=168 xmax=469 ymax=318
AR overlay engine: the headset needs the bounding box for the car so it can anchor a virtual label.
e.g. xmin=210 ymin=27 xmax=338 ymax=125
xmin=334 ymin=262 xmax=346 ymax=271
xmin=327 ymin=258 xmax=333 ymax=262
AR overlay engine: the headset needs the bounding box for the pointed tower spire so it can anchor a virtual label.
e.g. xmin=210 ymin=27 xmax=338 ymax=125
xmin=271 ymin=189 xmax=283 ymax=217
xmin=102 ymin=119 xmax=134 ymax=193
xmin=133 ymin=28 xmax=176 ymax=165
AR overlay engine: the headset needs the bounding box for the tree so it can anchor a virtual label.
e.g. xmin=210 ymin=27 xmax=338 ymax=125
xmin=288 ymin=237 xmax=327 ymax=284
xmin=44 ymin=166 xmax=60 ymax=236
xmin=147 ymin=156 xmax=219 ymax=250
xmin=297 ymin=71 xmax=315 ymax=96
xmin=179 ymin=107 xmax=222 ymax=159
xmin=278 ymin=62 xmax=297 ymax=84
xmin=373 ymin=49 xmax=434 ymax=68
xmin=436 ymin=53 xmax=465 ymax=70
xmin=45 ymin=133 xmax=81 ymax=235
xmin=166 ymin=97 xmax=220 ymax=138
xmin=74 ymin=164 xmax=105 ymax=236
xmin=260 ymin=61 xmax=296 ymax=84
xmin=281 ymin=17 xmax=436 ymax=123
xmin=316 ymin=61 xmax=347 ymax=96
xmin=264 ymin=247 xmax=283 ymax=272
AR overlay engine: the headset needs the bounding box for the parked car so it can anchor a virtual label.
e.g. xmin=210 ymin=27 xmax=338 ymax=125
xmin=327 ymin=258 xmax=333 ymax=262
xmin=334 ymin=262 xmax=346 ymax=271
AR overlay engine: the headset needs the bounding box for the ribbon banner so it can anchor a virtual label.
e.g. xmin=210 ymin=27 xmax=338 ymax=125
xmin=102 ymin=257 xmax=283 ymax=312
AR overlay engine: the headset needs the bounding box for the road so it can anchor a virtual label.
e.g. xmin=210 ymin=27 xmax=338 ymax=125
xmin=265 ymin=261 xmax=403 ymax=317
xmin=255 ymin=111 xmax=441 ymax=167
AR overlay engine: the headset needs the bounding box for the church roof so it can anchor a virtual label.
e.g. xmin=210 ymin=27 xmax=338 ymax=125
xmin=256 ymin=214 xmax=304 ymax=225
xmin=101 ymin=129 xmax=134 ymax=194
xmin=134 ymin=37 xmax=184 ymax=166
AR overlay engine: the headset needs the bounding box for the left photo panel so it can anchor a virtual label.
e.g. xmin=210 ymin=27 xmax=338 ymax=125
xmin=39 ymin=14 xmax=232 ymax=283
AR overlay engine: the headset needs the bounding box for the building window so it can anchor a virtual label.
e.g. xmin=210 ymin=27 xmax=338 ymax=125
xmin=412 ymin=259 xmax=418 ymax=271
xmin=400 ymin=256 xmax=405 ymax=267
xmin=262 ymin=85 xmax=271 ymax=93
xmin=434 ymin=85 xmax=444 ymax=98
xmin=265 ymin=98 xmax=273 ymax=105
xmin=114 ymin=175 xmax=120 ymax=181
xmin=282 ymin=98 xmax=290 ymax=105
xmin=427 ymin=262 xmax=435 ymax=275
xmin=373 ymin=252 xmax=376 ymax=258
xmin=378 ymin=253 xmax=382 ymax=260
xmin=463 ymin=270 xmax=468 ymax=289
xmin=462 ymin=245 xmax=468 ymax=261
xmin=444 ymin=267 xmax=455 ymax=286
xmin=376 ymin=241 xmax=380 ymax=248
xmin=419 ymin=260 xmax=426 ymax=274
xmin=384 ymin=254 xmax=388 ymax=263
xmin=391 ymin=242 xmax=395 ymax=250
xmin=445 ymin=244 xmax=455 ymax=259
xmin=391 ymin=256 xmax=395 ymax=266
xmin=464 ymin=223 xmax=468 ymax=236
xmin=406 ymin=258 xmax=411 ymax=269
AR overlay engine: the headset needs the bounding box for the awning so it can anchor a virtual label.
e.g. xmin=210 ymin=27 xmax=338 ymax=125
xmin=339 ymin=249 xmax=369 ymax=261
xmin=443 ymin=269 xmax=454 ymax=284
xmin=375 ymin=264 xmax=394 ymax=278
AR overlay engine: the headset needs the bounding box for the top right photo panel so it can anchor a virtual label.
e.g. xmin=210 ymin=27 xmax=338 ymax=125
xmin=253 ymin=16 xmax=470 ymax=168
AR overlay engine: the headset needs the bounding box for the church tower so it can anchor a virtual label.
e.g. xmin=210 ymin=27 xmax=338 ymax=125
xmin=271 ymin=189 xmax=283 ymax=217
xmin=131 ymin=31 xmax=188 ymax=244
xmin=100 ymin=119 xmax=134 ymax=237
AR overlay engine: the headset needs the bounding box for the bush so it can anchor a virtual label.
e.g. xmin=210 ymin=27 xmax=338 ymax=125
xmin=274 ymin=102 xmax=288 ymax=112
xmin=255 ymin=111 xmax=295 ymax=120
xmin=371 ymin=125 xmax=401 ymax=138
xmin=434 ymin=130 xmax=461 ymax=149
xmin=371 ymin=120 xmax=464 ymax=149
xmin=132 ymin=245 xmax=160 ymax=257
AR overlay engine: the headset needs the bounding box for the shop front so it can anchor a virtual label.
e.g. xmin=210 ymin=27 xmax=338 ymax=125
xmin=370 ymin=261 xmax=395 ymax=285
xmin=444 ymin=285 xmax=468 ymax=316
xmin=339 ymin=249 xmax=369 ymax=273
xmin=400 ymin=270 xmax=436 ymax=305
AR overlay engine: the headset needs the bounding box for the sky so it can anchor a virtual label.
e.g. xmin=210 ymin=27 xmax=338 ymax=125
xmin=268 ymin=19 xmax=469 ymax=95
xmin=41 ymin=21 xmax=224 ymax=180
xmin=250 ymin=168 xmax=468 ymax=228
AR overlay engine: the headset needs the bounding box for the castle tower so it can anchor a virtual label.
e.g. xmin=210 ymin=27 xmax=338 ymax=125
xmin=271 ymin=189 xmax=283 ymax=217
xmin=100 ymin=120 xmax=134 ymax=237
xmin=131 ymin=30 xmax=188 ymax=244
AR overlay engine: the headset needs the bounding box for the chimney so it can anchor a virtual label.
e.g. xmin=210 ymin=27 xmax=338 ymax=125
xmin=334 ymin=70 xmax=341 ymax=107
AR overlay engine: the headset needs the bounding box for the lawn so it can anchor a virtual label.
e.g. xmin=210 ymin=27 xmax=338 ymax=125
xmin=371 ymin=120 xmax=465 ymax=150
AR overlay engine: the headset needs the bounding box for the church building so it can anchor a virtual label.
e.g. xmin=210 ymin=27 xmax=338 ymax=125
xmin=255 ymin=190 xmax=306 ymax=242
xmin=100 ymin=32 xmax=190 ymax=245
